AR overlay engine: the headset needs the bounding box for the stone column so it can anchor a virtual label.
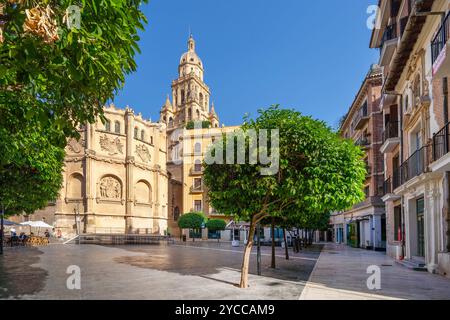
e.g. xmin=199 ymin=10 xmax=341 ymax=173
xmin=125 ymin=108 xmax=135 ymax=233
xmin=426 ymin=180 xmax=440 ymax=273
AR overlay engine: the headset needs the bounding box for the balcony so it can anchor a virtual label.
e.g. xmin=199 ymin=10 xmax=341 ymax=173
xmin=355 ymin=135 xmax=370 ymax=149
xmin=431 ymin=11 xmax=450 ymax=77
xmin=399 ymin=145 xmax=429 ymax=185
xmin=383 ymin=0 xmax=435 ymax=91
xmin=382 ymin=171 xmax=401 ymax=201
xmin=379 ymin=23 xmax=398 ymax=67
xmin=380 ymin=121 xmax=400 ymax=153
xmin=352 ymin=102 xmax=369 ymax=130
xmin=190 ymin=184 xmax=204 ymax=194
xmin=430 ymin=122 xmax=450 ymax=172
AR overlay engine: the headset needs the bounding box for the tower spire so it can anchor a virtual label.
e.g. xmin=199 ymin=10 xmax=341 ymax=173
xmin=188 ymin=33 xmax=195 ymax=52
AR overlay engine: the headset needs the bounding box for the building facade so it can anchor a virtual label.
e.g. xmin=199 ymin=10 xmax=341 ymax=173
xmin=370 ymin=0 xmax=450 ymax=276
xmin=53 ymin=105 xmax=169 ymax=237
xmin=331 ymin=65 xmax=387 ymax=251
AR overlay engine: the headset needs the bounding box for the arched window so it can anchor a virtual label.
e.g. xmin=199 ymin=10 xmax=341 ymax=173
xmin=105 ymin=119 xmax=111 ymax=132
xmin=181 ymin=90 xmax=185 ymax=104
xmin=114 ymin=121 xmax=120 ymax=134
xmin=134 ymin=127 xmax=138 ymax=139
xmin=196 ymin=109 xmax=200 ymax=119
xmin=194 ymin=142 xmax=201 ymax=154
xmin=141 ymin=130 xmax=145 ymax=141
xmin=169 ymin=117 xmax=173 ymax=128
xmin=199 ymin=93 xmax=204 ymax=107
xmin=173 ymin=207 xmax=180 ymax=221
xmin=188 ymin=108 xmax=192 ymax=121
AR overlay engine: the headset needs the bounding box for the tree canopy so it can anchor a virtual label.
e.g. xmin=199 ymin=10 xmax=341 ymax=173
xmin=1 ymin=0 xmax=148 ymax=136
xmin=205 ymin=219 xmax=226 ymax=232
xmin=0 ymin=1 xmax=148 ymax=215
xmin=177 ymin=212 xmax=206 ymax=230
xmin=203 ymin=105 xmax=366 ymax=288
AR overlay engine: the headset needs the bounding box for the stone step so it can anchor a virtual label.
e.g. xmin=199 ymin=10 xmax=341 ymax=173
xmin=396 ymin=259 xmax=427 ymax=271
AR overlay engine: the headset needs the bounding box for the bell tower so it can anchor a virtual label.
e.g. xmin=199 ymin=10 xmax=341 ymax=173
xmin=162 ymin=35 xmax=219 ymax=130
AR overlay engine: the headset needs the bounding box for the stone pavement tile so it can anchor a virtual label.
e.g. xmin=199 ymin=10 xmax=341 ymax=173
xmin=1 ymin=243 xmax=321 ymax=300
xmin=300 ymin=243 xmax=450 ymax=300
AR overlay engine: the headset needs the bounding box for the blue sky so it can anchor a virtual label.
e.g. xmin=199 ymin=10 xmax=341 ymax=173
xmin=113 ymin=0 xmax=379 ymax=128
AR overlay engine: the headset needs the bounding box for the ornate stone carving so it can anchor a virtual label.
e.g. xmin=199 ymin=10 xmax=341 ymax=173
xmin=136 ymin=144 xmax=151 ymax=163
xmin=99 ymin=134 xmax=123 ymax=155
xmin=99 ymin=176 xmax=121 ymax=199
xmin=67 ymin=137 xmax=85 ymax=154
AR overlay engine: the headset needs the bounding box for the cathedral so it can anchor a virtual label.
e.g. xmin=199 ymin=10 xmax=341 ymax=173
xmin=26 ymin=35 xmax=238 ymax=239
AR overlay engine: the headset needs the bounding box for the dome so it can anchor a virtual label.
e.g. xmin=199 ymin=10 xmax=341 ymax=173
xmin=179 ymin=35 xmax=203 ymax=70
xmin=180 ymin=51 xmax=203 ymax=68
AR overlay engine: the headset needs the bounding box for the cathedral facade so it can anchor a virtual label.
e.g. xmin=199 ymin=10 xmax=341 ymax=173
xmin=54 ymin=105 xmax=169 ymax=237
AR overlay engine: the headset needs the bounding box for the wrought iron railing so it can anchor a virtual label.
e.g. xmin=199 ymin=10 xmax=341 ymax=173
xmin=433 ymin=122 xmax=450 ymax=162
xmin=400 ymin=145 xmax=429 ymax=184
xmin=382 ymin=121 xmax=399 ymax=143
xmin=383 ymin=168 xmax=401 ymax=194
xmin=352 ymin=102 xmax=368 ymax=129
xmin=431 ymin=11 xmax=450 ymax=65
xmin=381 ymin=23 xmax=397 ymax=49
xmin=356 ymin=135 xmax=370 ymax=147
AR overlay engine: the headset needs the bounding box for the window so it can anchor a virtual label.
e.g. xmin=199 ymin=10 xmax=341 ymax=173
xmin=199 ymin=93 xmax=203 ymax=107
xmin=114 ymin=121 xmax=120 ymax=134
xmin=194 ymin=178 xmax=202 ymax=189
xmin=194 ymin=200 xmax=202 ymax=212
xmin=105 ymin=119 xmax=111 ymax=132
xmin=173 ymin=207 xmax=180 ymax=221
xmin=194 ymin=142 xmax=201 ymax=154
xmin=196 ymin=109 xmax=200 ymax=119
xmin=364 ymin=186 xmax=370 ymax=198
xmin=194 ymin=160 xmax=202 ymax=172
xmin=141 ymin=130 xmax=145 ymax=141
xmin=168 ymin=117 xmax=173 ymax=128
xmin=150 ymin=136 xmax=154 ymax=145
xmin=134 ymin=127 xmax=138 ymax=139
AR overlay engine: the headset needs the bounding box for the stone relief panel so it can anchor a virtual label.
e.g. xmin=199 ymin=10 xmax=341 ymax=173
xmin=136 ymin=144 xmax=151 ymax=163
xmin=97 ymin=176 xmax=123 ymax=203
xmin=67 ymin=137 xmax=85 ymax=154
xmin=99 ymin=134 xmax=124 ymax=155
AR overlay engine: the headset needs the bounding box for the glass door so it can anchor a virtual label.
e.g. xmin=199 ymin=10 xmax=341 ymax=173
xmin=416 ymin=198 xmax=425 ymax=257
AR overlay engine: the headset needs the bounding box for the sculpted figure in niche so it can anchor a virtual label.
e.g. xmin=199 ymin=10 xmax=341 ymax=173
xmin=99 ymin=176 xmax=121 ymax=199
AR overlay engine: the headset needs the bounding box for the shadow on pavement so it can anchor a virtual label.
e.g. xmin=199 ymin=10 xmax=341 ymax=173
xmin=0 ymin=247 xmax=48 ymax=299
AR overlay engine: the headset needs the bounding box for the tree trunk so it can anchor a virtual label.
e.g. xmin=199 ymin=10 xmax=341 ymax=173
xmin=240 ymin=218 xmax=256 ymax=288
xmin=271 ymin=218 xmax=276 ymax=268
xmin=283 ymin=228 xmax=289 ymax=260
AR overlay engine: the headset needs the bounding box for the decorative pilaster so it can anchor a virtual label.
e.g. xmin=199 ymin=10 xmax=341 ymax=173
xmin=125 ymin=108 xmax=135 ymax=233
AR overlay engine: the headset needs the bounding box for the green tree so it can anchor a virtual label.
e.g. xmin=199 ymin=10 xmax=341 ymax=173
xmin=205 ymin=219 xmax=226 ymax=242
xmin=203 ymin=106 xmax=366 ymax=288
xmin=0 ymin=1 xmax=148 ymax=216
xmin=0 ymin=114 xmax=65 ymax=215
xmin=1 ymin=0 xmax=148 ymax=135
xmin=177 ymin=212 xmax=206 ymax=242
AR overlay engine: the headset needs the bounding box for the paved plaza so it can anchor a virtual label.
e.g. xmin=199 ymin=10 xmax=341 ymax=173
xmin=0 ymin=241 xmax=449 ymax=300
